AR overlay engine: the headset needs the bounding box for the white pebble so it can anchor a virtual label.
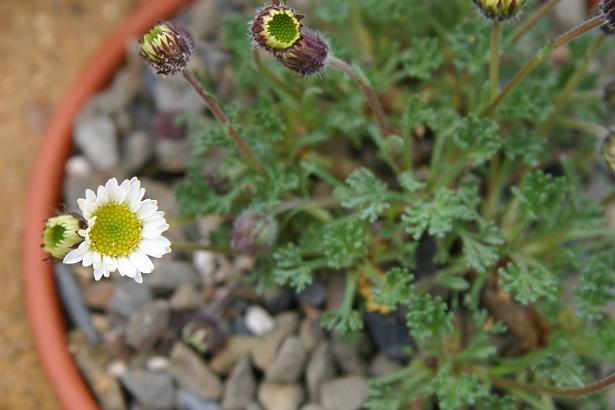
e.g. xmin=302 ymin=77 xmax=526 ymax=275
xmin=245 ymin=306 xmax=276 ymax=336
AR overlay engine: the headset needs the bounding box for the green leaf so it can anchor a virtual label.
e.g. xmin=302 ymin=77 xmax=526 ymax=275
xmin=400 ymin=37 xmax=443 ymax=80
xmin=532 ymin=337 xmax=586 ymax=388
xmin=322 ymin=220 xmax=370 ymax=269
xmin=575 ymin=254 xmax=615 ymax=320
xmin=334 ymin=168 xmax=391 ymax=222
xmin=321 ymin=308 xmax=364 ymax=335
xmin=430 ymin=363 xmax=490 ymax=410
xmin=461 ymin=222 xmax=504 ymax=274
xmin=498 ymin=262 xmax=558 ymax=305
xmin=512 ymin=171 xmax=567 ymax=224
xmin=398 ymin=171 xmax=425 ymax=193
xmin=502 ymin=126 xmax=545 ymax=167
xmin=272 ymin=244 xmax=313 ymax=292
xmin=372 ymin=267 xmax=414 ymax=309
xmin=453 ymin=114 xmax=501 ymax=166
xmin=402 ymin=188 xmax=474 ymax=240
xmin=406 ymin=293 xmax=453 ymax=343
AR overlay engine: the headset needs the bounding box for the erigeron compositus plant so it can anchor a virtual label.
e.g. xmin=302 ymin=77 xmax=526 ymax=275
xmin=42 ymin=215 xmax=81 ymax=259
xmin=48 ymin=0 xmax=615 ymax=408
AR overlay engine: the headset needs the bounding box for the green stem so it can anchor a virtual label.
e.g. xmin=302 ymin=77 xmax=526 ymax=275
xmin=490 ymin=22 xmax=502 ymax=98
xmin=272 ymin=196 xmax=340 ymax=215
xmin=511 ymin=0 xmax=562 ymax=44
xmin=539 ymin=35 xmax=606 ymax=136
xmin=182 ymin=69 xmax=268 ymax=177
xmin=252 ymin=48 xmax=301 ymax=101
xmin=342 ymin=271 xmax=359 ymax=311
xmin=328 ymin=56 xmax=391 ymax=138
xmin=557 ymin=117 xmax=608 ymax=138
xmin=490 ymin=371 xmax=615 ymax=398
xmin=173 ymin=242 xmax=236 ymax=255
xmin=480 ymin=15 xmax=605 ymax=117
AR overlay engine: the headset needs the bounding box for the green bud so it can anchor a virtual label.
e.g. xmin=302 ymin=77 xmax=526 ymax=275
xmin=139 ymin=21 xmax=193 ymax=76
xmin=43 ymin=215 xmax=81 ymax=259
xmin=473 ymin=0 xmax=526 ymax=21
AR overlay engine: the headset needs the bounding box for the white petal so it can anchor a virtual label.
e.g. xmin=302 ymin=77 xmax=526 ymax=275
xmin=105 ymin=178 xmax=120 ymax=203
xmin=128 ymin=250 xmax=154 ymax=274
xmin=85 ymin=189 xmax=96 ymax=203
xmin=103 ymin=255 xmax=118 ymax=272
xmin=139 ymin=237 xmax=171 ymax=258
xmin=96 ymin=185 xmax=109 ymax=205
xmin=133 ymin=271 xmax=144 ymax=284
xmin=93 ymin=268 xmax=105 ymax=281
xmin=82 ymin=250 xmax=94 ymax=267
xmin=117 ymin=257 xmax=137 ymax=278
xmin=116 ymin=179 xmax=130 ymax=204
xmin=141 ymin=223 xmax=168 ymax=239
xmin=63 ymin=242 xmax=89 ymax=264
xmin=136 ymin=200 xmax=158 ymax=219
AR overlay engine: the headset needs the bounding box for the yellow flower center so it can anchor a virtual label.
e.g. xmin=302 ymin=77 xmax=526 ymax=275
xmin=263 ymin=10 xmax=301 ymax=50
xmin=89 ymin=203 xmax=142 ymax=257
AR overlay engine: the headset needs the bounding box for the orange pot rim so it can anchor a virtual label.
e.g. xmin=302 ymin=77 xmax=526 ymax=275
xmin=22 ymin=1 xmax=192 ymax=409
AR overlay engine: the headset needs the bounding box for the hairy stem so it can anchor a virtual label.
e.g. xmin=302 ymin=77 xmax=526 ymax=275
xmin=182 ymin=69 xmax=268 ymax=177
xmin=511 ymin=0 xmax=562 ymax=44
xmin=490 ymin=22 xmax=502 ymax=98
xmin=252 ymin=48 xmax=301 ymax=101
xmin=491 ymin=371 xmax=615 ymax=398
xmin=480 ymin=15 xmax=605 ymax=117
xmin=540 ymin=35 xmax=606 ymax=136
xmin=328 ymin=56 xmax=391 ymax=137
xmin=558 ymin=117 xmax=609 ymax=138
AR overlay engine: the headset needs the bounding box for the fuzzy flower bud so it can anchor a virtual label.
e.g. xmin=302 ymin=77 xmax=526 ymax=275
xmin=602 ymin=131 xmax=615 ymax=174
xmin=43 ymin=215 xmax=81 ymax=259
xmin=179 ymin=312 xmax=227 ymax=355
xmin=275 ymin=30 xmax=329 ymax=76
xmin=473 ymin=0 xmax=526 ymax=21
xmin=251 ymin=3 xmax=303 ymax=52
xmin=231 ymin=210 xmax=278 ymax=255
xmin=139 ymin=21 xmax=193 ymax=76
xmin=601 ymin=0 xmax=615 ymax=32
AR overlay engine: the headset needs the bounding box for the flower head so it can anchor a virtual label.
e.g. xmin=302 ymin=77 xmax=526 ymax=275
xmin=139 ymin=21 xmax=193 ymax=76
xmin=275 ymin=30 xmax=329 ymax=76
xmin=43 ymin=215 xmax=81 ymax=259
xmin=601 ymin=0 xmax=615 ymax=32
xmin=63 ymin=177 xmax=171 ymax=283
xmin=473 ymin=0 xmax=526 ymax=21
xmin=231 ymin=210 xmax=278 ymax=255
xmin=251 ymin=3 xmax=303 ymax=52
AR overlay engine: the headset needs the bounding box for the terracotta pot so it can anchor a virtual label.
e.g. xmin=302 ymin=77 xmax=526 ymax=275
xmin=22 ymin=1 xmax=192 ymax=409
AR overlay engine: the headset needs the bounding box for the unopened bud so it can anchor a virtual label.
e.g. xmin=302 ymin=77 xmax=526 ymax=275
xmin=43 ymin=215 xmax=81 ymax=259
xmin=139 ymin=21 xmax=193 ymax=76
xmin=231 ymin=210 xmax=278 ymax=255
xmin=275 ymin=30 xmax=329 ymax=76
xmin=602 ymin=0 xmax=615 ymax=33
xmin=473 ymin=0 xmax=526 ymax=21
xmin=179 ymin=312 xmax=226 ymax=355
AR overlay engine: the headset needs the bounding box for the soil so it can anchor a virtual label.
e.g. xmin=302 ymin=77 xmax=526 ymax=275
xmin=0 ymin=1 xmax=148 ymax=408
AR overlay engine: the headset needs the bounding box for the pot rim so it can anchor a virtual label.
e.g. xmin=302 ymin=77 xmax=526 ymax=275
xmin=21 ymin=1 xmax=192 ymax=409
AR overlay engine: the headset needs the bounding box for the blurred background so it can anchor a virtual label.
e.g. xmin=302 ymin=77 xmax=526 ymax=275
xmin=0 ymin=1 xmax=150 ymax=408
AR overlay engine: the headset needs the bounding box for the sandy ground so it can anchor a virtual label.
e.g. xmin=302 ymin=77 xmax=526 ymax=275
xmin=0 ymin=1 xmax=148 ymax=408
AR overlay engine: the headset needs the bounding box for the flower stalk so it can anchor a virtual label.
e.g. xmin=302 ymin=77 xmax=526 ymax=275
xmin=491 ymin=370 xmax=615 ymax=398
xmin=480 ymin=15 xmax=606 ymax=117
xmin=511 ymin=0 xmax=562 ymax=44
xmin=181 ymin=69 xmax=268 ymax=177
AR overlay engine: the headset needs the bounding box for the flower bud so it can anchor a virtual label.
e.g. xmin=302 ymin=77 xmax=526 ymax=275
xmin=231 ymin=210 xmax=278 ymax=255
xmin=275 ymin=30 xmax=329 ymax=76
xmin=602 ymin=131 xmax=615 ymax=174
xmin=251 ymin=3 xmax=303 ymax=52
xmin=139 ymin=21 xmax=193 ymax=76
xmin=601 ymin=0 xmax=615 ymax=33
xmin=179 ymin=312 xmax=227 ymax=354
xmin=43 ymin=215 xmax=81 ymax=259
xmin=473 ymin=0 xmax=526 ymax=21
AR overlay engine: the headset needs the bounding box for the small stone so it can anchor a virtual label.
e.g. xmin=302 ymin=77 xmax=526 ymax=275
xmin=190 ymin=0 xmax=223 ymax=39
xmin=222 ymin=357 xmax=256 ymax=410
xmin=368 ymin=353 xmax=402 ymax=377
xmin=258 ymin=382 xmax=304 ymax=410
xmin=125 ymin=301 xmax=170 ymax=349
xmin=245 ymin=306 xmax=276 ymax=336
xmin=156 ymin=138 xmax=191 ymax=173
xmin=177 ymin=390 xmax=222 ymax=410
xmin=153 ymin=77 xmax=204 ymax=113
xmin=320 ymin=377 xmax=368 ymax=410
xmin=121 ymin=369 xmax=175 ymax=410
xmin=74 ymin=115 xmax=119 ymax=171
xmin=83 ymin=281 xmax=116 ymax=310
xmin=297 ymin=281 xmax=326 ymax=307
xmin=108 ymin=281 xmax=153 ymax=318
xmin=147 ymin=260 xmax=200 ymax=293
xmin=252 ymin=312 xmax=299 ymax=371
xmin=300 ymin=405 xmax=323 ymax=410
xmin=147 ymin=356 xmax=170 ymax=371
xmin=193 ymin=251 xmax=232 ymax=284
xmin=365 ymin=312 xmax=411 ymax=361
xmin=63 ymin=155 xmax=108 ymax=211
xmin=170 ymin=342 xmax=223 ymax=401
xmin=299 ymin=318 xmax=325 ymax=353
xmin=331 ymin=336 xmax=366 ymax=376
xmin=210 ymin=336 xmax=259 ymax=375
xmin=107 ymin=360 xmax=128 ymax=378
xmin=169 ymin=284 xmax=203 ymax=311
xmin=246 ymin=403 xmax=263 ymax=410
xmin=306 ymin=342 xmax=336 ymax=402
xmin=262 ymin=287 xmax=293 ymax=314
xmin=123 ymin=130 xmax=153 ymax=172
xmin=265 ymin=337 xmax=308 ymax=383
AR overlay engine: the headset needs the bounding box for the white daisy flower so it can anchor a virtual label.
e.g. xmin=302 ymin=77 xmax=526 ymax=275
xmin=63 ymin=177 xmax=171 ymax=283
